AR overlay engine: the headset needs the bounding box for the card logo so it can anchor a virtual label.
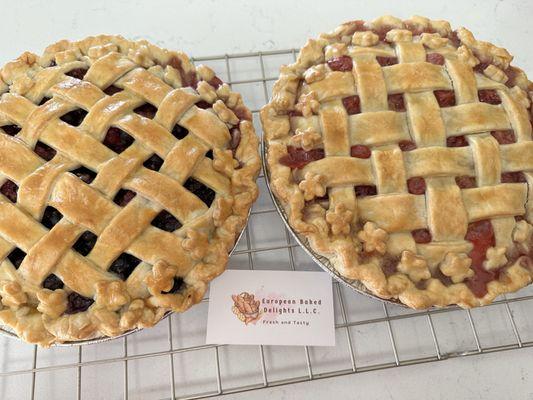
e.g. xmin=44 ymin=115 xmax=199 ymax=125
xmin=207 ymin=270 xmax=335 ymax=346
xmin=231 ymin=292 xmax=262 ymax=325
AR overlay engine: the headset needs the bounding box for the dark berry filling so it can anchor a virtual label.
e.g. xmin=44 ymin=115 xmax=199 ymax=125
xmin=503 ymin=66 xmax=521 ymax=88
xmin=34 ymin=141 xmax=57 ymax=161
xmin=184 ymin=178 xmax=216 ymax=207
xmin=354 ymin=185 xmax=377 ymax=197
xmin=405 ymin=23 xmax=435 ymax=36
xmin=65 ymin=292 xmax=94 ymax=314
xmin=38 ymin=97 xmax=52 ymax=106
xmin=448 ymin=31 xmax=461 ymax=48
xmin=347 ymin=20 xmax=367 ymax=33
xmin=327 ymin=55 xmax=353 ymax=71
xmin=151 ymin=210 xmax=182 ymax=232
xmin=478 ymin=89 xmax=501 ymax=105
xmin=113 ymin=189 xmax=137 ymax=207
xmin=167 ymin=56 xmax=198 ymax=88
xmin=7 ymin=248 xmax=26 ymax=269
xmin=398 ymin=140 xmax=417 ymax=151
xmin=374 ymin=26 xmax=393 ymax=41
xmin=42 ymin=274 xmax=64 ymax=290
xmin=412 ymin=229 xmax=432 ymax=244
xmin=376 ymin=56 xmax=398 ymax=66
xmin=65 ymin=68 xmax=88 ymax=80
xmin=134 ymin=103 xmax=157 ymax=119
xmin=109 ymin=253 xmax=142 ymax=280
xmin=72 ymin=231 xmax=98 ymax=256
xmin=208 ymin=76 xmax=223 ymax=89
xmin=465 ymin=220 xmax=497 ymax=298
xmin=350 ymin=145 xmax=371 ymax=159
xmin=103 ymin=85 xmax=123 ymax=95
xmin=501 ymin=172 xmax=526 ymax=183
xmin=407 ymin=177 xmax=426 ymax=195
xmin=205 ymin=150 xmax=214 ymax=159
xmin=434 ymin=90 xmax=456 ymax=107
xmin=171 ymin=124 xmax=189 ymax=140
xmin=233 ymin=106 xmax=251 ymax=122
xmin=433 ymin=268 xmax=454 ymax=287
xmin=1 ymin=125 xmax=21 ymax=136
xmin=0 ymin=180 xmax=18 ymax=203
xmin=279 ymin=146 xmax=325 ymax=169
xmin=455 ymin=176 xmax=477 ymax=189
xmin=491 ymin=130 xmax=516 ymax=144
xmin=426 ymin=53 xmax=445 ymax=65
xmin=60 ymin=109 xmax=87 ymax=127
xmin=41 ymin=206 xmax=63 ymax=229
xmin=103 ymin=127 xmax=134 ymax=153
xmin=143 ymin=154 xmax=164 ymax=171
xmin=288 ymin=110 xmax=303 ymax=117
xmin=473 ymin=62 xmax=490 ymax=74
xmin=162 ymin=277 xmax=185 ymax=294
xmin=70 ymin=166 xmax=97 ymax=184
xmin=196 ymin=100 xmax=212 ymax=110
xmin=230 ymin=128 xmax=241 ymax=151
xmin=342 ymin=95 xmax=361 ymax=115
xmin=447 ymin=135 xmax=469 ymax=147
xmin=388 ymin=94 xmax=405 ymax=112
xmin=381 ymin=255 xmax=399 ymax=277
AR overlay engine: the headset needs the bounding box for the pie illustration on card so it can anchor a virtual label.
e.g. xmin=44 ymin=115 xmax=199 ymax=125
xmin=262 ymin=15 xmax=533 ymax=309
xmin=231 ymin=292 xmax=262 ymax=325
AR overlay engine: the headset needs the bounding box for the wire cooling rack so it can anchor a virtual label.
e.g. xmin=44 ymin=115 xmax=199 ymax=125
xmin=1 ymin=49 xmax=533 ymax=400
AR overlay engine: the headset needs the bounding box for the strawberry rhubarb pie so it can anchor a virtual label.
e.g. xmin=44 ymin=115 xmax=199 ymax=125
xmin=262 ymin=16 xmax=533 ymax=309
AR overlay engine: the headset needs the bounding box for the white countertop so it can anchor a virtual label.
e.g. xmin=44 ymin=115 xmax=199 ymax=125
xmin=1 ymin=1 xmax=532 ymax=399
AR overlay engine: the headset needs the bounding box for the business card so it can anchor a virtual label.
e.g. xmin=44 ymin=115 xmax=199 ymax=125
xmin=206 ymin=270 xmax=335 ymax=346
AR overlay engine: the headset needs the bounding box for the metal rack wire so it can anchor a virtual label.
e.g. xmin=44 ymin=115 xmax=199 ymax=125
xmin=1 ymin=49 xmax=532 ymax=400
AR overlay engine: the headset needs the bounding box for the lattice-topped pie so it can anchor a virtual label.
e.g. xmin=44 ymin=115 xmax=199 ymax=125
xmin=0 ymin=36 xmax=260 ymax=345
xmin=262 ymin=16 xmax=533 ymax=309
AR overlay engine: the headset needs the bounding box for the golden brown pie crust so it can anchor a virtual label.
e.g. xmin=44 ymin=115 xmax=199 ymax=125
xmin=0 ymin=35 xmax=260 ymax=346
xmin=262 ymin=16 xmax=533 ymax=309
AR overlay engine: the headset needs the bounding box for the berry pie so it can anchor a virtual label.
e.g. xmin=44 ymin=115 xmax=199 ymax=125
xmin=0 ymin=35 xmax=260 ymax=345
xmin=262 ymin=16 xmax=533 ymax=309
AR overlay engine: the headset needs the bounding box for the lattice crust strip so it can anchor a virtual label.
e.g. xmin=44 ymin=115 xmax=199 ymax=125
xmin=262 ymin=15 xmax=533 ymax=309
xmin=0 ymin=35 xmax=260 ymax=346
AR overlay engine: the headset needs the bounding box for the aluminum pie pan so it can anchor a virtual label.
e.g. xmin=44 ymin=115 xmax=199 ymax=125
xmin=0 ymin=210 xmax=251 ymax=346
xmin=261 ymin=138 xmax=406 ymax=308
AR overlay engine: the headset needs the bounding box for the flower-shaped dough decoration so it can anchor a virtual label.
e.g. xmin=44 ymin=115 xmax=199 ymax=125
xmin=326 ymin=204 xmax=353 ymax=235
xmin=357 ymin=222 xmax=388 ymax=254
xmin=294 ymin=91 xmax=320 ymax=117
xmin=95 ymin=280 xmax=130 ymax=311
xmin=352 ymin=31 xmax=379 ymax=47
xmin=439 ymin=253 xmax=474 ymax=283
xmin=182 ymin=230 xmax=209 ymax=261
xmin=398 ymin=250 xmax=431 ymax=283
xmin=0 ymin=281 xmax=27 ymax=308
xmin=289 ymin=127 xmax=323 ymax=151
xmin=298 ymin=172 xmax=326 ymax=201
xmin=145 ymin=261 xmax=179 ymax=296
xmin=37 ymin=289 xmax=67 ymax=318
xmin=213 ymin=148 xmax=239 ymax=177
xmin=484 ymin=247 xmax=508 ymax=270
xmin=303 ymin=64 xmax=327 ymax=84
